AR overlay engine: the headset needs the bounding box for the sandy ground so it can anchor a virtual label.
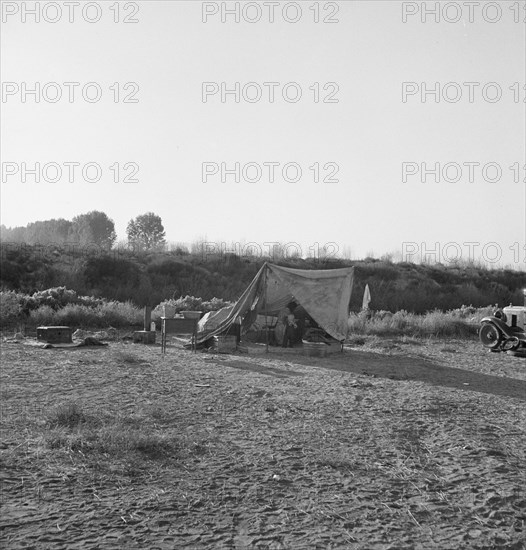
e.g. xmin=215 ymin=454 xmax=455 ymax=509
xmin=0 ymin=336 xmax=525 ymax=549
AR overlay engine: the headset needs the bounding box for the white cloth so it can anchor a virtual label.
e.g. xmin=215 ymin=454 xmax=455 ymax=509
xmin=362 ymin=284 xmax=371 ymax=310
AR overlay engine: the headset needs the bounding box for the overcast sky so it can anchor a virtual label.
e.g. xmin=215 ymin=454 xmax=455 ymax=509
xmin=1 ymin=0 xmax=525 ymax=267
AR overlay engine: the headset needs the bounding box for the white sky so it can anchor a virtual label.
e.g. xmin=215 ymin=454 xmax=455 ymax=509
xmin=1 ymin=0 xmax=525 ymax=267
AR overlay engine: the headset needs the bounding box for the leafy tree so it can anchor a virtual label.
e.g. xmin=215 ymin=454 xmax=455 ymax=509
xmin=0 ymin=224 xmax=27 ymax=243
xmin=126 ymin=212 xmax=166 ymax=250
xmin=25 ymin=218 xmax=73 ymax=244
xmin=71 ymin=211 xmax=117 ymax=248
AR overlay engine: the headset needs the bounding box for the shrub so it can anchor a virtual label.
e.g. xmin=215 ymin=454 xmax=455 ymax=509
xmin=346 ymin=306 xmax=486 ymax=338
xmin=25 ymin=287 xmax=103 ymax=312
xmin=27 ymin=300 xmax=143 ymax=328
xmin=152 ymin=295 xmax=233 ymax=320
xmin=416 ymin=310 xmax=473 ymax=338
xmin=347 ymin=312 xmax=367 ymax=333
xmin=29 ymin=305 xmax=55 ymax=326
xmin=0 ymin=290 xmax=23 ymax=326
xmin=29 ymin=287 xmax=77 ymax=309
xmin=202 ymin=296 xmax=233 ymax=311
xmin=96 ymin=301 xmax=143 ymax=326
xmin=53 ymin=304 xmax=99 ymax=327
xmin=389 ymin=310 xmax=411 ymax=332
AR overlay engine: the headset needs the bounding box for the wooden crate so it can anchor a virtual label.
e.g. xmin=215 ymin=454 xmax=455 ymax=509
xmin=37 ymin=326 xmax=72 ymax=344
xmin=302 ymin=341 xmax=328 ymax=358
xmin=213 ymin=335 xmax=237 ymax=354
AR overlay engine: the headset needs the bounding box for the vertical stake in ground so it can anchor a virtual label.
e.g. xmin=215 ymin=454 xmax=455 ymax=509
xmin=263 ymin=263 xmax=269 ymax=353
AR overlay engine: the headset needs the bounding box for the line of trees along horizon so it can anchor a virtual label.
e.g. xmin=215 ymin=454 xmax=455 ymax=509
xmin=2 ymin=211 xmax=524 ymax=271
xmin=0 ymin=211 xmax=166 ymax=251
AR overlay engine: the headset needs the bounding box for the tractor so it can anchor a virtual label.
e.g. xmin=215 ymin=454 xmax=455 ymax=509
xmin=479 ymin=290 xmax=526 ymax=357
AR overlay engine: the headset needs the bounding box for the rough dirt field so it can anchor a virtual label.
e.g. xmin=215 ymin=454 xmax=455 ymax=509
xmin=0 ymin=336 xmax=525 ymax=549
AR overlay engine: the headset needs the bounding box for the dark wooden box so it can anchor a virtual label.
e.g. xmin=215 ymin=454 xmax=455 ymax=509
xmin=36 ymin=326 xmax=72 ymax=344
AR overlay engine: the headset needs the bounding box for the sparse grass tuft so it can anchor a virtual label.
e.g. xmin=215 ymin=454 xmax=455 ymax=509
xmin=47 ymin=402 xmax=86 ymax=428
xmin=314 ymin=453 xmax=356 ymax=473
xmin=112 ymin=348 xmax=144 ymax=366
xmin=42 ymin=402 xmax=178 ymax=463
xmin=398 ymin=336 xmax=424 ymax=346
xmin=347 ymin=335 xmax=367 ymax=347
xmin=96 ymin=425 xmax=173 ymax=458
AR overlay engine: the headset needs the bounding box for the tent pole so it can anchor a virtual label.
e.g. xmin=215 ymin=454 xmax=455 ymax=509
xmin=264 ymin=263 xmax=269 ymax=353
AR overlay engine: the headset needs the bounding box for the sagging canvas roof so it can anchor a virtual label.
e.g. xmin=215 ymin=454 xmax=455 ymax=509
xmin=197 ymin=262 xmax=354 ymax=343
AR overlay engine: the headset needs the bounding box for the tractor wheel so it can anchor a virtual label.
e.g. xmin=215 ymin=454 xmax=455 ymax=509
xmin=479 ymin=324 xmax=502 ymax=349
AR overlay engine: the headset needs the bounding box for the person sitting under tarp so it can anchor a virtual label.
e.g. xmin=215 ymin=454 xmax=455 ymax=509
xmin=281 ymin=304 xmax=298 ymax=348
xmin=293 ymin=305 xmax=308 ymax=342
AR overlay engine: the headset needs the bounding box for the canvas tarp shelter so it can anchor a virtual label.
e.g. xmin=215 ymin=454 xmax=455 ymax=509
xmin=196 ymin=262 xmax=354 ymax=344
